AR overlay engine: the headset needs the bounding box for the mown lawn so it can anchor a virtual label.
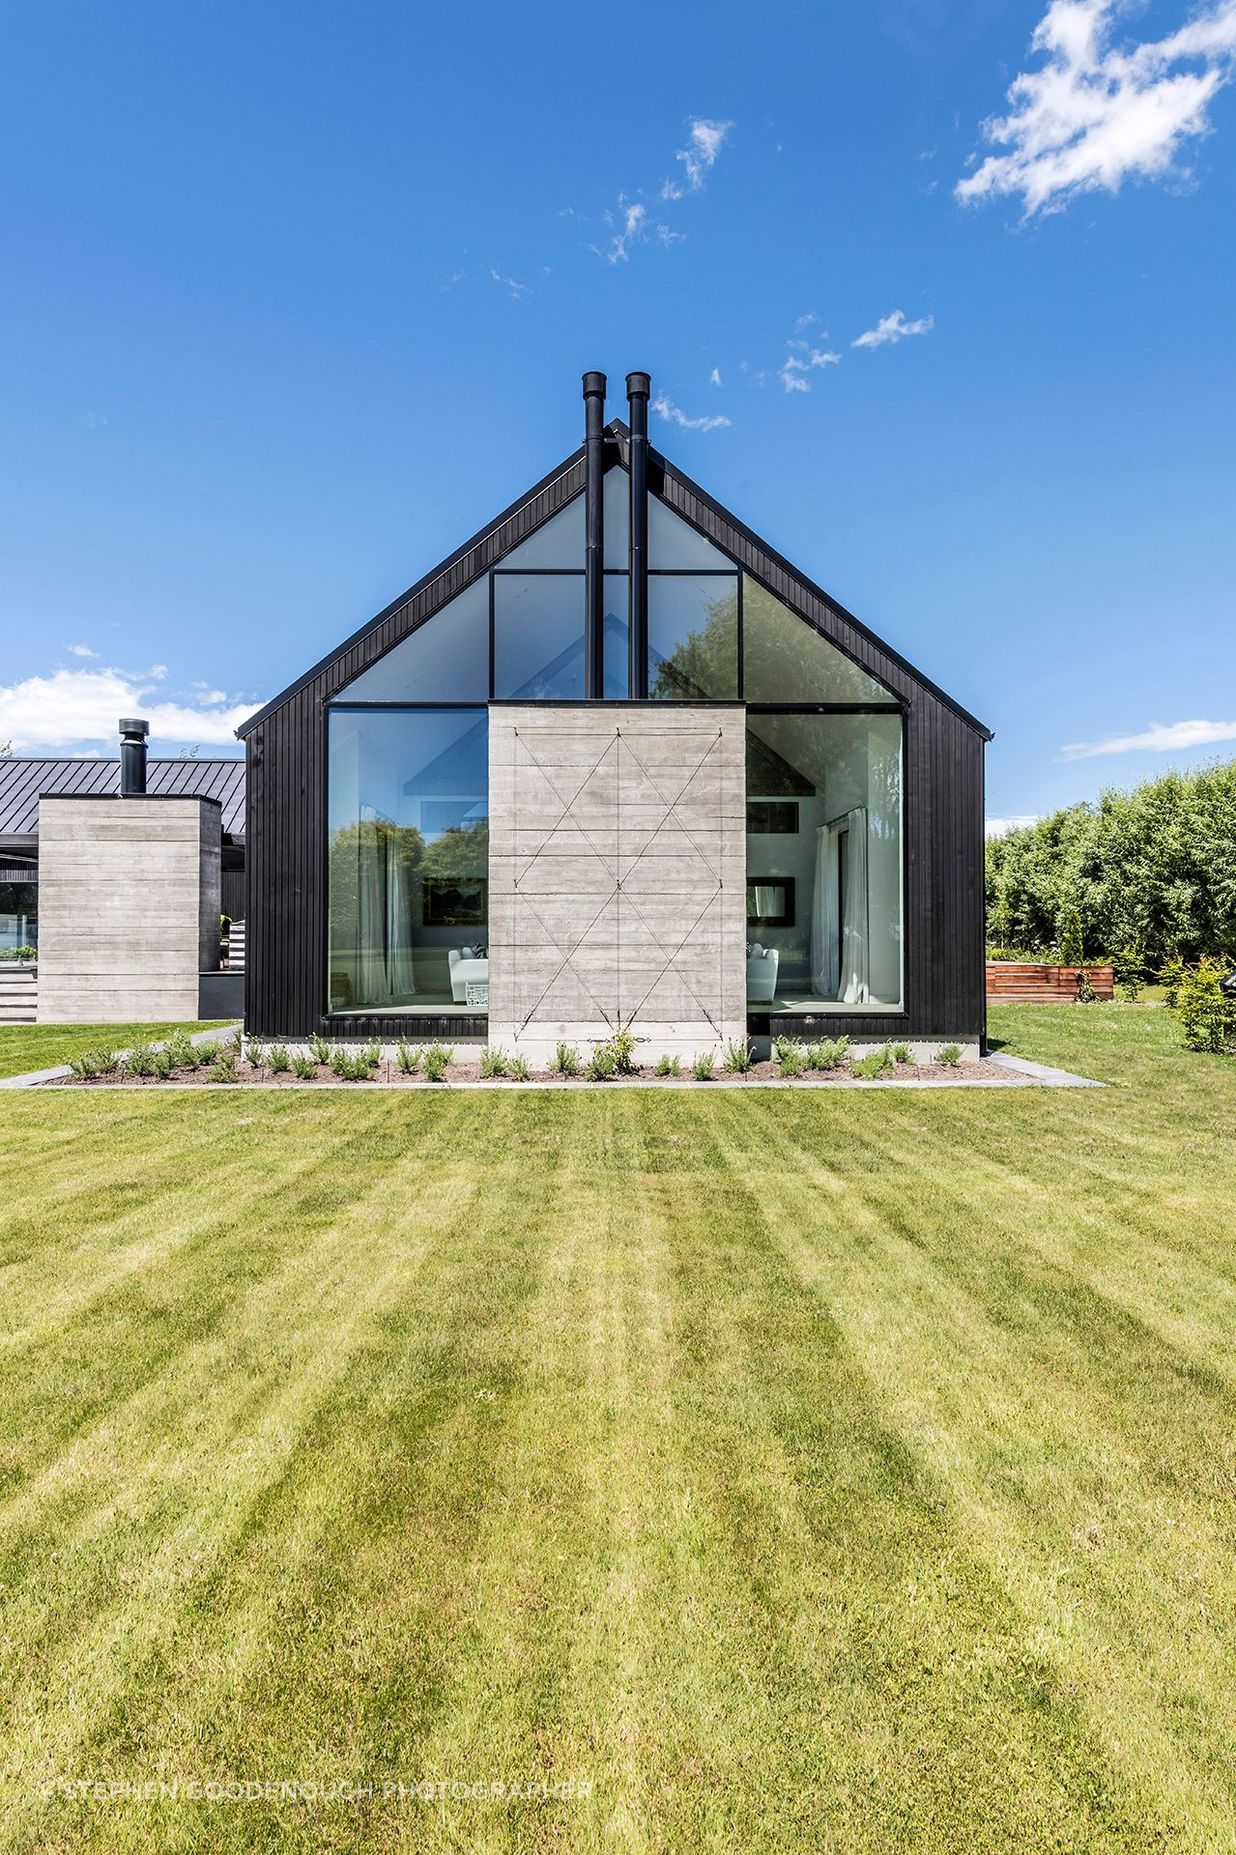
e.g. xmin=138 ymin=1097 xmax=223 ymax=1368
xmin=0 ymin=1004 xmax=1233 ymax=1852
xmin=0 ymin=1022 xmax=228 ymax=1080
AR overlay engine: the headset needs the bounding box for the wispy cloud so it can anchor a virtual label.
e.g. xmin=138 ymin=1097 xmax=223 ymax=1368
xmin=661 ymin=118 xmax=733 ymax=198
xmin=986 ymin=815 xmax=1041 ymax=838
xmin=1061 ymin=717 xmax=1236 ymax=759
xmin=0 ymin=665 xmax=260 ymax=752
xmin=651 ymin=392 xmax=732 ymax=433
xmin=595 ymin=200 xmax=647 ymax=264
xmin=852 ymin=309 xmax=934 ymax=349
xmin=65 ymin=643 xmax=98 ymax=659
xmin=958 ymin=0 xmax=1236 ymax=216
xmin=489 ymin=266 xmax=530 ymax=301
xmin=709 ymin=367 xmax=723 ymax=386
xmin=779 ymin=338 xmax=842 ymax=392
xmin=595 ymin=115 xmax=733 ymax=261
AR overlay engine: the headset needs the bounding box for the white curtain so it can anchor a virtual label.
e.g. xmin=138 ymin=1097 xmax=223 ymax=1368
xmin=810 ymin=809 xmax=869 ymax=1003
xmin=385 ymin=833 xmax=417 ymax=999
xmin=838 ymin=808 xmax=868 ymax=1004
xmin=810 ymin=826 xmax=837 ymax=996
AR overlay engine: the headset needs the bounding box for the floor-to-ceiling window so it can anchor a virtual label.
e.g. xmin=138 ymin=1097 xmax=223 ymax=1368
xmin=328 ymin=708 xmax=488 ymax=1015
xmin=745 ymin=711 xmax=903 ymax=1012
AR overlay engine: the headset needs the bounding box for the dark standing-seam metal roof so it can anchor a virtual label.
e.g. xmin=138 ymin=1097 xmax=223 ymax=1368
xmin=0 ymin=757 xmax=246 ymax=842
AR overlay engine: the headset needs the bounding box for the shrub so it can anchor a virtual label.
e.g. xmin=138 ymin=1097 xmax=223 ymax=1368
xmin=1076 ymin=967 xmax=1097 ymax=1004
xmin=654 ymin=1054 xmax=682 ymax=1077
xmin=245 ymin=1040 xmax=267 ymax=1069
xmin=890 ymin=1042 xmax=913 ymax=1065
xmin=124 ymin=1041 xmax=158 ymax=1078
xmin=0 ymin=945 xmax=37 ymax=962
xmin=1059 ymin=902 xmax=1084 ymax=968
xmin=935 ymin=1044 xmax=963 ymax=1068
xmin=330 ymin=1046 xmax=377 ymax=1081
xmin=308 ymin=1034 xmax=332 ymax=1066
xmin=1177 ymin=959 xmax=1236 ymax=1053
xmin=805 ymin=1036 xmax=849 ymax=1071
xmin=396 ymin=1041 xmax=420 ymax=1073
xmin=721 ymin=1038 xmax=753 ymax=1074
xmin=69 ymin=1048 xmax=115 ymax=1080
xmin=207 ymin=1050 xmax=238 ymax=1083
xmin=480 ymin=1046 xmax=509 ymax=1078
xmin=773 ymin=1033 xmax=799 ymax=1063
xmin=422 ymin=1044 xmax=452 ymax=1082
xmin=163 ymin=1032 xmax=197 ymax=1071
xmin=291 ymin=1054 xmax=317 ymax=1080
xmin=363 ymin=1040 xmax=381 ymax=1068
xmin=508 ymin=1053 xmax=531 ymax=1081
xmin=1112 ymin=945 xmax=1143 ymax=1001
xmin=227 ymin=1026 xmax=245 ymax=1054
xmin=549 ymin=1042 xmax=580 ymax=1077
xmin=151 ymin=1047 xmax=174 ymax=1080
xmin=851 ymin=1047 xmax=894 ymax=1080
xmin=691 ymin=1050 xmax=716 ymax=1080
xmin=588 ymin=1043 xmax=617 ymax=1081
xmin=267 ymin=1043 xmax=291 ymax=1073
xmin=1158 ymin=955 xmax=1186 ymax=1009
xmin=610 ymin=1028 xmax=638 ymax=1075
xmin=777 ymin=1042 xmax=805 ymax=1079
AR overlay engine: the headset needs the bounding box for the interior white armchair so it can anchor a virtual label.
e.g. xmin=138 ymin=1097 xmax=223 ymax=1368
xmin=746 ymin=942 xmax=779 ymax=1003
xmin=448 ymin=946 xmax=489 ymax=1004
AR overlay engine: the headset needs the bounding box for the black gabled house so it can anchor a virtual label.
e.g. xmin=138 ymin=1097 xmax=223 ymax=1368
xmin=238 ymin=371 xmax=991 ymax=1056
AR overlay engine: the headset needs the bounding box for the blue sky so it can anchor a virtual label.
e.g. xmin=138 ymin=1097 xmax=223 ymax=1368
xmin=1 ymin=0 xmax=1233 ymax=829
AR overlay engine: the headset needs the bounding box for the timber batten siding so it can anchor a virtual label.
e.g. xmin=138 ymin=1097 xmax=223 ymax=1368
xmin=242 ymin=425 xmax=989 ymax=1045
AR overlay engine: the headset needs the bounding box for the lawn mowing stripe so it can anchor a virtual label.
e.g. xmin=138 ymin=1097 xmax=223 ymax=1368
xmin=718 ymin=1092 xmax=1236 ymax=1851
xmin=3 ymin=1100 xmax=570 ymax=1852
xmin=1 ymin=1162 xmax=501 ymax=1834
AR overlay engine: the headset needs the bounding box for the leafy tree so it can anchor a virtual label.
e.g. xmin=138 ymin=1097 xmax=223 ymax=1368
xmin=987 ymin=760 xmax=1236 ymax=967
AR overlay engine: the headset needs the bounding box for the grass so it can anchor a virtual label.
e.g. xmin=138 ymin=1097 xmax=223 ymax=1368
xmin=0 ymin=1003 xmax=1233 ymax=1849
xmin=0 ymin=1021 xmax=228 ymax=1080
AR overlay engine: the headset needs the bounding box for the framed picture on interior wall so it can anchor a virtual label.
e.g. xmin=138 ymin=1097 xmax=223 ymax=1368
xmin=747 ymin=877 xmax=795 ymax=929
xmin=422 ymin=876 xmax=488 ymax=928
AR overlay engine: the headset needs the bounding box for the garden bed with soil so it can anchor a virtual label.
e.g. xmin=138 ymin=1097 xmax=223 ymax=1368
xmin=49 ymin=1036 xmax=1024 ymax=1088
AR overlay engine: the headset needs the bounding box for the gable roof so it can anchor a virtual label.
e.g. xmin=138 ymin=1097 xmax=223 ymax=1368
xmin=0 ymin=755 xmax=246 ymax=848
xmin=238 ymin=422 xmax=992 ymax=742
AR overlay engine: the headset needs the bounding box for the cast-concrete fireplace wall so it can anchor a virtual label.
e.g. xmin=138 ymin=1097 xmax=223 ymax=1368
xmin=487 ymin=705 xmax=746 ymax=1061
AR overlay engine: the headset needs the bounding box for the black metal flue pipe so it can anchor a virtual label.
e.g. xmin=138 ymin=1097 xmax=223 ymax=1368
xmin=626 ymin=371 xmax=650 ymax=699
xmin=582 ymin=370 xmax=606 ymax=699
xmin=119 ymin=717 xmax=149 ymax=797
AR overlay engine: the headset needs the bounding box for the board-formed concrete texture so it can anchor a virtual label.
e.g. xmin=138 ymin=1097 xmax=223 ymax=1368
xmin=36 ymin=796 xmax=222 ymax=1023
xmin=487 ymin=706 xmax=747 ymax=1062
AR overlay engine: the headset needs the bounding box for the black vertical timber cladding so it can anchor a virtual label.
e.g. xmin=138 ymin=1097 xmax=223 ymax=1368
xmin=245 ymin=437 xmax=986 ymax=1043
xmin=245 ymin=454 xmax=587 ymax=1038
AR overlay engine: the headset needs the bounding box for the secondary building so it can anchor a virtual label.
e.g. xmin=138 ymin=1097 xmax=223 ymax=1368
xmin=239 ymin=371 xmax=991 ymax=1058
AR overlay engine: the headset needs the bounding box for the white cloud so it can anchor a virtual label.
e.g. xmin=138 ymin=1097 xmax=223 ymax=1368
xmin=65 ymin=643 xmax=97 ymax=658
xmin=489 ymin=267 xmax=530 ymax=300
xmin=651 ymin=392 xmax=732 ymax=433
xmin=0 ymin=665 xmax=259 ymax=752
xmin=670 ymin=117 xmax=732 ymax=193
xmin=958 ymin=0 xmax=1236 ymax=216
xmin=709 ymin=367 xmax=723 ymax=386
xmin=778 ymin=344 xmax=841 ymax=392
xmin=852 ymin=309 xmax=935 ymax=349
xmin=596 ymin=200 xmax=647 ymax=264
xmin=986 ymin=814 xmax=1041 ymax=838
xmin=598 ymin=116 xmax=733 ymax=260
xmin=1061 ymin=717 xmax=1236 ymax=758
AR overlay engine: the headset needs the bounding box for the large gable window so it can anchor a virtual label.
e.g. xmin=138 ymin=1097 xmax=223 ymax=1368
xmin=742 ymin=578 xmax=892 ymax=703
xmin=334 ymin=580 xmax=489 ymax=703
xmin=493 ymin=574 xmax=585 ymax=700
xmin=330 ymin=471 xmax=894 ymax=708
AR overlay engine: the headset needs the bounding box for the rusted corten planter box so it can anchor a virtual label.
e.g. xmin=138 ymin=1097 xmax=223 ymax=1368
xmin=986 ymin=962 xmax=1114 ymax=1003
